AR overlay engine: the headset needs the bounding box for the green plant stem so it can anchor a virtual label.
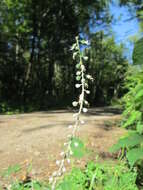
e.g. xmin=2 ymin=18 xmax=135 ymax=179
xmin=89 ymin=172 xmax=96 ymax=190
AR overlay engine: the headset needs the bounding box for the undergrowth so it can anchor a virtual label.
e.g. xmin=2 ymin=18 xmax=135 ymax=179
xmin=110 ymin=66 xmax=143 ymax=187
xmin=0 ymin=161 xmax=138 ymax=190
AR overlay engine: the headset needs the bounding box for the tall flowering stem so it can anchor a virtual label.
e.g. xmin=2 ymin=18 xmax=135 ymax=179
xmin=50 ymin=36 xmax=92 ymax=190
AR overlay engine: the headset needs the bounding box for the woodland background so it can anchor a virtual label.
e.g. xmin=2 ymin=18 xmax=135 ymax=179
xmin=0 ymin=0 xmax=133 ymax=112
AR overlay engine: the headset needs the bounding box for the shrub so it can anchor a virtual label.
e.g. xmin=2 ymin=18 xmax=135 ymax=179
xmin=110 ymin=66 xmax=143 ymax=186
xmin=57 ymin=161 xmax=138 ymax=190
xmin=1 ymin=161 xmax=138 ymax=190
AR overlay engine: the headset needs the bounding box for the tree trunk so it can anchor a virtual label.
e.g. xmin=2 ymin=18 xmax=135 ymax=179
xmin=48 ymin=58 xmax=54 ymax=97
xmin=22 ymin=1 xmax=37 ymax=104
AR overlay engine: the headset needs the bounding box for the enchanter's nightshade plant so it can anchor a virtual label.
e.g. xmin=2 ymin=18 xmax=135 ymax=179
xmin=49 ymin=36 xmax=93 ymax=190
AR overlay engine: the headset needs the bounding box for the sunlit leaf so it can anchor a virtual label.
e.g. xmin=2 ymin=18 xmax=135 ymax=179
xmin=70 ymin=138 xmax=85 ymax=158
xmin=127 ymin=148 xmax=143 ymax=166
xmin=109 ymin=133 xmax=143 ymax=152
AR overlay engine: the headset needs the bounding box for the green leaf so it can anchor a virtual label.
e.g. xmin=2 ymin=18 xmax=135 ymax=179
xmin=80 ymin=40 xmax=89 ymax=45
xmin=109 ymin=133 xmax=143 ymax=152
xmin=57 ymin=181 xmax=77 ymax=190
xmin=2 ymin=164 xmax=21 ymax=177
xmin=137 ymin=123 xmax=143 ymax=134
xmin=123 ymin=111 xmax=142 ymax=128
xmin=127 ymin=148 xmax=143 ymax=166
xmin=5 ymin=0 xmax=12 ymax=8
xmin=133 ymin=37 xmax=143 ymax=65
xmin=76 ymin=64 xmax=81 ymax=69
xmin=135 ymin=88 xmax=143 ymax=100
xmin=70 ymin=138 xmax=85 ymax=158
xmin=23 ymin=51 xmax=30 ymax=60
xmin=33 ymin=181 xmax=42 ymax=190
xmin=76 ymin=76 xmax=81 ymax=81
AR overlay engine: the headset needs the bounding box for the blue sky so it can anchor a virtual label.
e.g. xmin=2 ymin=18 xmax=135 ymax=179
xmin=110 ymin=1 xmax=139 ymax=62
xmin=85 ymin=1 xmax=140 ymax=63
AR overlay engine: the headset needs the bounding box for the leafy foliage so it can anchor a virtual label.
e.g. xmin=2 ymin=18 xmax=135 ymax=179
xmin=122 ymin=68 xmax=143 ymax=132
xmin=7 ymin=180 xmax=48 ymax=190
xmin=110 ymin=65 xmax=143 ymax=167
xmin=110 ymin=133 xmax=143 ymax=153
xmin=85 ymin=33 xmax=128 ymax=105
xmin=127 ymin=148 xmax=143 ymax=167
xmin=56 ymin=161 xmax=138 ymax=190
xmin=2 ymin=164 xmax=21 ymax=177
xmin=2 ymin=161 xmax=138 ymax=190
xmin=0 ymin=0 xmax=128 ymax=110
xmin=133 ymin=37 xmax=143 ymax=65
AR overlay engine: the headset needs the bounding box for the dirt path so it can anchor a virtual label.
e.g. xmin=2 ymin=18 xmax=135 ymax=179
xmin=0 ymin=107 xmax=125 ymax=180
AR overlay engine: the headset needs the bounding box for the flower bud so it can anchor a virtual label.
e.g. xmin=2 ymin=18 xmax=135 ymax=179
xmin=85 ymin=90 xmax=90 ymax=94
xmin=52 ymin=171 xmax=57 ymax=177
xmin=75 ymin=84 xmax=81 ymax=88
xmin=68 ymin=125 xmax=73 ymax=129
xmin=84 ymin=100 xmax=88 ymax=105
xmin=83 ymin=56 xmax=88 ymax=61
xmin=83 ymin=108 xmax=88 ymax=113
xmin=56 ymin=160 xmax=60 ymax=165
xmin=67 ymin=159 xmax=70 ymax=163
xmin=49 ymin=177 xmax=53 ymax=183
xmin=62 ymin=167 xmax=66 ymax=173
xmin=76 ymin=71 xmax=81 ymax=75
xmin=74 ymin=142 xmax=79 ymax=147
xmin=72 ymin=101 xmax=78 ymax=107
xmin=81 ymin=120 xmax=85 ymax=124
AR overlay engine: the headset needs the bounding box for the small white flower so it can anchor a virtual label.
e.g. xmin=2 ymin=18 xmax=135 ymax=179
xmin=83 ymin=56 xmax=88 ymax=61
xmin=52 ymin=171 xmax=57 ymax=177
xmin=85 ymin=90 xmax=90 ymax=94
xmin=67 ymin=159 xmax=70 ymax=163
xmin=58 ymin=172 xmax=62 ymax=176
xmin=72 ymin=101 xmax=78 ymax=107
xmin=56 ymin=160 xmax=60 ymax=165
xmin=81 ymin=120 xmax=85 ymax=124
xmin=60 ymin=152 xmax=64 ymax=156
xmin=84 ymin=100 xmax=88 ymax=105
xmin=76 ymin=71 xmax=81 ymax=75
xmin=83 ymin=108 xmax=88 ymax=113
xmin=86 ymin=74 xmax=93 ymax=80
xmin=75 ymin=84 xmax=81 ymax=88
xmin=62 ymin=167 xmax=66 ymax=173
xmin=74 ymin=142 xmax=79 ymax=147
xmin=68 ymin=125 xmax=73 ymax=129
xmin=49 ymin=177 xmax=53 ymax=183
xmin=86 ymin=74 xmax=91 ymax=79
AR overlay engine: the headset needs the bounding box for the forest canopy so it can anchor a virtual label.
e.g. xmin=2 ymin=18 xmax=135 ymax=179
xmin=0 ymin=0 xmax=128 ymax=111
